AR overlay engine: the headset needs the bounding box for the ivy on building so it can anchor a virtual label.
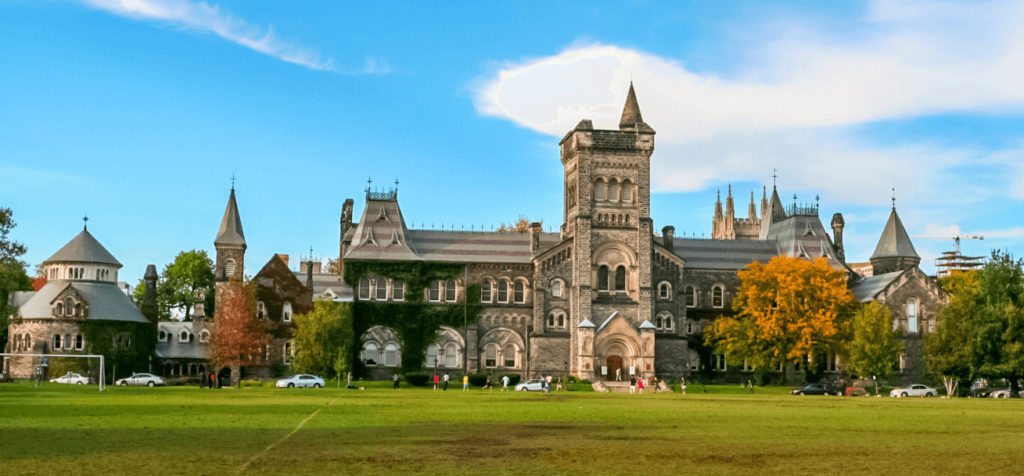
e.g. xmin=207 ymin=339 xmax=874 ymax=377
xmin=79 ymin=320 xmax=156 ymax=382
xmin=344 ymin=261 xmax=484 ymax=375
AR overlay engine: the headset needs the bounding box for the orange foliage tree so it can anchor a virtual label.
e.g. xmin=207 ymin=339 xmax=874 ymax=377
xmin=209 ymin=280 xmax=270 ymax=387
xmin=707 ymin=256 xmax=855 ymax=383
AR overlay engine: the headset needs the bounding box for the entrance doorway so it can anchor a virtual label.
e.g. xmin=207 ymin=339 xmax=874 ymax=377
xmin=606 ymin=355 xmax=623 ymax=381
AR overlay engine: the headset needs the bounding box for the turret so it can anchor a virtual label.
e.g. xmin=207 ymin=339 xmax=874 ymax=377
xmin=831 ymin=213 xmax=846 ymax=262
xmin=748 ymin=191 xmax=757 ymax=220
xmin=870 ymin=204 xmax=920 ymax=274
xmin=662 ymin=226 xmax=674 ymax=252
xmin=214 ymin=186 xmax=246 ymax=281
xmin=529 ymin=222 xmax=543 ymax=256
xmin=142 ymin=264 xmax=158 ymax=323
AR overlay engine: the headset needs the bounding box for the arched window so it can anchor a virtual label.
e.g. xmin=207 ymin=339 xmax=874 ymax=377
xmin=393 ymin=282 xmax=405 ymax=301
xmin=597 ymin=265 xmax=609 ymax=291
xmin=256 ymin=301 xmax=266 ymax=320
xmin=180 ymin=330 xmax=190 ymax=343
xmin=158 ymin=329 xmax=167 ymax=341
xmin=75 ymin=334 xmax=84 ymax=350
xmin=429 ymin=281 xmax=442 ymax=302
xmin=658 ymin=281 xmax=672 ymax=300
xmin=64 ymin=334 xmax=72 ymax=349
xmin=283 ymin=341 xmax=293 ymax=363
xmin=907 ymin=298 xmax=919 ymax=334
xmin=550 ymin=279 xmax=564 ymax=298
xmin=55 ymin=302 xmax=64 ymax=316
xmin=375 ymin=279 xmax=388 ymax=300
xmin=384 ymin=343 xmax=400 ymax=367
xmin=445 ymin=280 xmax=457 ymax=302
xmin=481 ymin=280 xmax=492 ymax=303
xmin=444 ymin=342 xmax=459 ymax=368
xmin=594 ymin=178 xmax=607 ymax=201
xmin=622 ymin=179 xmax=633 ymax=202
xmin=358 ymin=278 xmax=371 ymax=300
xmin=685 ymin=286 xmax=696 ymax=308
xmin=282 ymin=302 xmax=293 ymax=322
xmin=23 ymin=334 xmax=30 ymax=350
xmin=504 ymin=344 xmax=517 ymax=368
xmin=75 ymin=303 xmax=83 ymax=317
xmin=657 ymin=312 xmax=674 ymax=332
xmin=614 ymin=266 xmax=626 ymax=292
xmin=497 ymin=280 xmax=509 ymax=303
xmin=484 ymin=344 xmax=497 ymax=368
xmin=65 ymin=298 xmax=74 ymax=314
xmin=513 ymin=280 xmax=526 ymax=304
xmin=225 ymin=259 xmax=236 ymax=277
xmin=547 ymin=314 xmax=555 ymax=327
xmin=199 ymin=330 xmax=210 ymax=343
xmin=712 ymin=286 xmax=724 ymax=308
xmin=426 ymin=344 xmax=438 ymax=368
xmin=608 ymin=179 xmax=619 ymax=202
xmin=558 ymin=314 xmax=565 ymax=328
xmin=53 ymin=334 xmax=61 ymax=350
xmin=361 ymin=342 xmax=379 ymax=365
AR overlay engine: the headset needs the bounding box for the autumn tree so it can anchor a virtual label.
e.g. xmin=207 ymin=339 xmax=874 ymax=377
xmin=209 ymin=280 xmax=270 ymax=387
xmin=292 ymin=300 xmax=354 ymax=385
xmin=845 ymin=302 xmax=903 ymax=395
xmin=0 ymin=208 xmax=32 ymax=351
xmin=496 ymin=215 xmax=541 ymax=233
xmin=707 ymin=256 xmax=855 ymax=384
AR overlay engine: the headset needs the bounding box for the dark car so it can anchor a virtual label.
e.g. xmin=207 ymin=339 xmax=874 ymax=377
xmin=791 ymin=383 xmax=834 ymax=396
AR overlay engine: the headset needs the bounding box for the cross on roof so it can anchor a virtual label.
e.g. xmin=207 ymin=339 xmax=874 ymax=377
xmin=230 ymin=173 xmax=236 ymax=190
xmin=772 ymin=168 xmax=778 ymax=187
xmin=891 ymin=187 xmax=896 ymax=209
xmin=83 ymin=214 xmax=89 ymax=230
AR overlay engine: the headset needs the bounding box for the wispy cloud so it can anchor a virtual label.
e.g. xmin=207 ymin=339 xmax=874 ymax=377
xmin=76 ymin=0 xmax=386 ymax=74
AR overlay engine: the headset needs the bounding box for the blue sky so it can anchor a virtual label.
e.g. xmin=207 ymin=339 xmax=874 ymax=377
xmin=2 ymin=0 xmax=1022 ymax=285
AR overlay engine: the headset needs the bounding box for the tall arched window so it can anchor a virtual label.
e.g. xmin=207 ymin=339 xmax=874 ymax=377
xmin=283 ymin=341 xmax=293 ymax=363
xmin=392 ymin=282 xmax=404 ymax=301
xmin=361 ymin=342 xmax=379 ymax=365
xmin=282 ymin=302 xmax=293 ymax=322
xmin=426 ymin=344 xmax=438 ymax=368
xmin=614 ymin=266 xmax=626 ymax=292
xmin=429 ymin=281 xmax=442 ymax=302
xmin=481 ymin=280 xmax=492 ymax=303
xmin=513 ymin=280 xmax=526 ymax=304
xmin=444 ymin=342 xmax=458 ymax=368
xmin=375 ymin=279 xmax=388 ymax=300
xmin=256 ymin=302 xmax=266 ymax=320
xmin=712 ymin=286 xmax=724 ymax=308
xmin=384 ymin=343 xmax=400 ymax=367
xmin=55 ymin=302 xmax=64 ymax=316
xmin=445 ymin=280 xmax=457 ymax=302
xmin=225 ymin=259 xmax=236 ymax=277
xmin=608 ymin=179 xmax=620 ymax=202
xmin=484 ymin=344 xmax=497 ymax=368
xmin=504 ymin=344 xmax=517 ymax=367
xmin=597 ymin=265 xmax=609 ymax=291
xmin=75 ymin=334 xmax=84 ymax=350
xmin=497 ymin=280 xmax=509 ymax=303
xmin=594 ymin=178 xmax=607 ymax=201
xmin=550 ymin=279 xmax=564 ymax=298
xmin=53 ymin=334 xmax=61 ymax=350
xmin=621 ymin=179 xmax=633 ymax=202
xmin=558 ymin=314 xmax=565 ymax=328
xmin=685 ymin=286 xmax=696 ymax=308
xmin=907 ymin=298 xmax=919 ymax=333
xmin=23 ymin=334 xmax=30 ymax=350
xmin=64 ymin=334 xmax=72 ymax=349
xmin=358 ymin=278 xmax=371 ymax=300
xmin=658 ymin=281 xmax=672 ymax=300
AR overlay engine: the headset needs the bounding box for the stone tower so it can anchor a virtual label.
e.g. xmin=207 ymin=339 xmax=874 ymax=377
xmin=559 ymin=82 xmax=655 ymax=378
xmin=214 ymin=186 xmax=246 ymax=324
xmin=870 ymin=204 xmax=920 ymax=275
xmin=142 ymin=264 xmax=158 ymax=323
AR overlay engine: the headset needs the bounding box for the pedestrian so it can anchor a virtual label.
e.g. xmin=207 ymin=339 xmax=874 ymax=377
xmin=433 ymin=373 xmax=439 ymax=391
xmin=210 ymin=372 xmax=217 ymax=389
xmin=393 ymin=373 xmax=400 ymax=389
xmin=462 ymin=374 xmax=469 ymax=391
xmin=501 ymin=374 xmax=510 ymax=391
xmin=483 ymin=374 xmax=492 ymax=390
xmin=652 ymin=376 xmax=659 ymax=393
xmin=629 ymin=375 xmax=636 ymax=394
xmin=556 ymin=377 xmax=563 ymax=392
xmin=442 ymin=373 xmax=450 ymax=391
xmin=747 ymin=379 xmax=754 ymax=393
xmin=638 ymin=377 xmax=645 ymax=395
xmin=680 ymin=377 xmax=687 ymax=395
xmin=615 ymin=368 xmax=621 ymax=382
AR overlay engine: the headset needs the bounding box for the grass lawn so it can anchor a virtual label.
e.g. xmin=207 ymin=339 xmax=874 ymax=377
xmin=1 ymin=382 xmax=1022 ymax=475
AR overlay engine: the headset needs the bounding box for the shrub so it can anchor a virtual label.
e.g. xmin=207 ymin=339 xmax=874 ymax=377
xmin=404 ymin=372 xmax=431 ymax=387
xmin=468 ymin=373 xmax=489 ymax=387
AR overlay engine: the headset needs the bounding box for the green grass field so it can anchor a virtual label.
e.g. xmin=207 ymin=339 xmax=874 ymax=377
xmin=1 ymin=382 xmax=1022 ymax=475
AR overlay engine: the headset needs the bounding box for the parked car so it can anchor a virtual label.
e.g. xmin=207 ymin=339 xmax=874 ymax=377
xmin=890 ymin=384 xmax=937 ymax=398
xmin=115 ymin=373 xmax=165 ymax=387
xmin=790 ymin=383 xmax=834 ymax=395
xmin=515 ymin=379 xmax=545 ymax=391
xmin=275 ymin=374 xmax=324 ymax=388
xmin=49 ymin=372 xmax=91 ymax=385
xmin=989 ymin=388 xmax=1024 ymax=398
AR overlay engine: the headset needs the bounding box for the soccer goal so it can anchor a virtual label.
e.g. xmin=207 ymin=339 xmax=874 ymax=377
xmin=1 ymin=353 xmax=106 ymax=391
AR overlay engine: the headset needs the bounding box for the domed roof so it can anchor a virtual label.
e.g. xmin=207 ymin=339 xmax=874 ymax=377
xmin=44 ymin=228 xmax=122 ymax=268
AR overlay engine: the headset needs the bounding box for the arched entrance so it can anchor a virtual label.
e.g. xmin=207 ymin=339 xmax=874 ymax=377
xmin=606 ymin=355 xmax=623 ymax=381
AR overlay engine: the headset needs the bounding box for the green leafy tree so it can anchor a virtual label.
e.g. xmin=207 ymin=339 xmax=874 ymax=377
xmin=0 ymin=208 xmax=32 ymax=351
xmin=845 ymin=302 xmax=903 ymax=396
xmin=292 ymin=300 xmax=354 ymax=385
xmin=925 ymin=271 xmax=978 ymax=397
xmin=161 ymin=250 xmax=215 ymax=321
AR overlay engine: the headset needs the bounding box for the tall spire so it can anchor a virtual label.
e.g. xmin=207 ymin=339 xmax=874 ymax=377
xmin=870 ymin=204 xmax=920 ymax=274
xmin=714 ymin=189 xmax=723 ymax=219
xmin=215 ymin=187 xmax=246 ymax=248
xmin=725 ymin=184 xmax=735 ymax=217
xmin=748 ymin=190 xmax=757 ymax=220
xmin=619 ymin=82 xmax=652 ymax=132
xmin=760 ymin=185 xmax=768 ymax=218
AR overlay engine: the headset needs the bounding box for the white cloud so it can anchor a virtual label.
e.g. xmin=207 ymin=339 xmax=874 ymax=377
xmin=473 ymin=0 xmax=1024 ymax=204
xmin=76 ymin=0 xmax=384 ymax=74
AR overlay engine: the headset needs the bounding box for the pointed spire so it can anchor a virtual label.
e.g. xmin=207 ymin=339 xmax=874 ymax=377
xmin=870 ymin=207 xmax=919 ymax=260
xmin=714 ymin=189 xmax=723 ymax=219
xmin=618 ymin=82 xmax=653 ymax=132
xmin=215 ymin=187 xmax=246 ymax=248
xmin=760 ymin=185 xmax=768 ymax=217
xmin=748 ymin=190 xmax=757 ymax=220
xmin=725 ymin=184 xmax=735 ymax=217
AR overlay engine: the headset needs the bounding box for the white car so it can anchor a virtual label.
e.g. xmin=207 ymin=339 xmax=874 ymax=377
xmin=514 ymin=379 xmax=544 ymax=391
xmin=276 ymin=374 xmax=324 ymax=388
xmin=989 ymin=388 xmax=1024 ymax=398
xmin=50 ymin=372 xmax=91 ymax=385
xmin=890 ymin=384 xmax=937 ymax=398
xmin=115 ymin=373 xmax=165 ymax=387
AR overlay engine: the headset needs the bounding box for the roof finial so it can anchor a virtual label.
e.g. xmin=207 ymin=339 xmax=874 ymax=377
xmin=83 ymin=214 xmax=89 ymax=231
xmin=772 ymin=168 xmax=778 ymax=188
xmin=230 ymin=172 xmax=236 ymax=191
xmin=891 ymin=187 xmax=896 ymax=209
xmin=366 ymin=177 xmax=373 ymax=194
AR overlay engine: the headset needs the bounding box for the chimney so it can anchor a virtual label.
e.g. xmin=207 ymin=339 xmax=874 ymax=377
xmin=142 ymin=264 xmax=158 ymax=323
xmin=831 ymin=213 xmax=846 ymax=262
xmin=529 ymin=222 xmax=543 ymax=256
xmin=276 ymin=254 xmax=289 ymax=267
xmin=662 ymin=226 xmax=675 ymax=252
xmin=306 ymin=261 xmax=314 ymax=289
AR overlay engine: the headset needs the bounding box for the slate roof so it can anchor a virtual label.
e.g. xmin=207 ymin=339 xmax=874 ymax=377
xmin=44 ymin=229 xmax=122 ymax=267
xmin=671 ymin=238 xmax=779 ymax=270
xmin=850 ymin=270 xmax=906 ymax=302
xmin=343 ymin=197 xmax=419 ymax=261
xmin=762 ymin=214 xmax=848 ymax=270
xmin=15 ymin=280 xmax=148 ymax=323
xmin=871 ymin=208 xmax=919 ymax=260
xmin=155 ymin=321 xmax=209 ymax=360
xmin=214 ymin=188 xmax=246 ymax=247
xmin=294 ymin=272 xmax=353 ymax=302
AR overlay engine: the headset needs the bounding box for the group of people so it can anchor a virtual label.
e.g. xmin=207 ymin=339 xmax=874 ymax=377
xmin=628 ymin=375 xmax=662 ymax=394
xmin=427 ymin=373 xmax=515 ymax=391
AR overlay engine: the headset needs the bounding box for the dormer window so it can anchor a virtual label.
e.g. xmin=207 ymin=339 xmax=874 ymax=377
xmin=199 ymin=330 xmax=210 ymax=343
xmin=283 ymin=302 xmax=293 ymax=322
xmin=179 ymin=330 xmax=191 ymax=343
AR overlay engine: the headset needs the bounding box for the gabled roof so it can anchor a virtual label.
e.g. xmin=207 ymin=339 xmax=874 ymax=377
xmin=15 ymin=280 xmax=148 ymax=323
xmin=344 ymin=196 xmax=419 ymax=261
xmin=871 ymin=208 xmax=919 ymax=260
xmin=155 ymin=321 xmax=209 ymax=360
xmin=215 ymin=188 xmax=246 ymax=247
xmin=850 ymin=270 xmax=907 ymax=302
xmin=44 ymin=228 xmax=122 ymax=267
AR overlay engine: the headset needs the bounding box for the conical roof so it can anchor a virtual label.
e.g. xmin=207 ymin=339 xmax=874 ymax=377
xmin=871 ymin=208 xmax=919 ymax=260
xmin=44 ymin=228 xmax=122 ymax=267
xmin=619 ymin=82 xmax=644 ymax=128
xmin=215 ymin=188 xmax=246 ymax=247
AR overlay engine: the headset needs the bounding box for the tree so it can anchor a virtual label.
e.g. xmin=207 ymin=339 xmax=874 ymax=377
xmin=0 ymin=208 xmax=32 ymax=351
xmin=496 ymin=215 xmax=540 ymax=233
xmin=161 ymin=250 xmax=216 ymax=320
xmin=845 ymin=302 xmax=903 ymax=396
xmin=925 ymin=270 xmax=979 ymax=397
xmin=707 ymin=256 xmax=855 ymax=384
xmin=291 ymin=300 xmax=354 ymax=385
xmin=208 ymin=280 xmax=270 ymax=387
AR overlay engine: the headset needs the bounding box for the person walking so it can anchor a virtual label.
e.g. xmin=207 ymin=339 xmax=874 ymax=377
xmin=747 ymin=379 xmax=754 ymax=394
xmin=652 ymin=376 xmax=659 ymax=393
xmin=501 ymin=374 xmax=510 ymax=391
xmin=629 ymin=375 xmax=636 ymax=395
xmin=638 ymin=377 xmax=645 ymax=395
xmin=615 ymin=368 xmax=621 ymax=382
xmin=442 ymin=373 xmax=449 ymax=391
xmin=483 ymin=374 xmax=492 ymax=391
xmin=556 ymin=377 xmax=563 ymax=392
xmin=210 ymin=372 xmax=217 ymax=389
xmin=393 ymin=373 xmax=400 ymax=389
xmin=462 ymin=374 xmax=469 ymax=391
xmin=433 ymin=373 xmax=439 ymax=391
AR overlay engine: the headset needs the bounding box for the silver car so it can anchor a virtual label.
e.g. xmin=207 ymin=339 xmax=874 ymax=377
xmin=276 ymin=374 xmax=324 ymax=388
xmin=115 ymin=373 xmax=166 ymax=387
xmin=890 ymin=384 xmax=937 ymax=398
xmin=515 ymin=379 xmax=544 ymax=391
xmin=50 ymin=372 xmax=91 ymax=385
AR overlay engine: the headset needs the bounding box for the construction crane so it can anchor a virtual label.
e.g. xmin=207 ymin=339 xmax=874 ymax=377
xmin=912 ymin=233 xmax=985 ymax=277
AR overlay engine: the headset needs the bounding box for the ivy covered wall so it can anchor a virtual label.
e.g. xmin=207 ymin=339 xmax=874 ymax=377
xmin=79 ymin=320 xmax=156 ymax=382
